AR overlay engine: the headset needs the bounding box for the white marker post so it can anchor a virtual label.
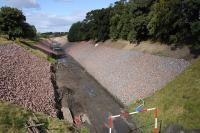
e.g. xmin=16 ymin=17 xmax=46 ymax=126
xmin=108 ymin=108 xmax=158 ymax=133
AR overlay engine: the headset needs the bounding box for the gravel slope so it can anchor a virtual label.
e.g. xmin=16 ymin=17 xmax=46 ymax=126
xmin=0 ymin=44 xmax=57 ymax=117
xmin=68 ymin=42 xmax=190 ymax=105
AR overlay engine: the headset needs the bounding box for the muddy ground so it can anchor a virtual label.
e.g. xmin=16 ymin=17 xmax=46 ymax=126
xmin=56 ymin=54 xmax=139 ymax=133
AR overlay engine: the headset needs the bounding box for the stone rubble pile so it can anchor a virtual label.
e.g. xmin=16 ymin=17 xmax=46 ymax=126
xmin=0 ymin=44 xmax=57 ymax=117
xmin=68 ymin=42 xmax=190 ymax=105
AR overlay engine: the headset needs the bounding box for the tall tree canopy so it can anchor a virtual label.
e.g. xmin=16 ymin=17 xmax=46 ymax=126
xmin=0 ymin=7 xmax=37 ymax=40
xmin=68 ymin=0 xmax=200 ymax=46
xmin=109 ymin=0 xmax=128 ymax=40
xmin=148 ymin=0 xmax=200 ymax=44
xmin=68 ymin=22 xmax=84 ymax=42
xmin=68 ymin=8 xmax=111 ymax=42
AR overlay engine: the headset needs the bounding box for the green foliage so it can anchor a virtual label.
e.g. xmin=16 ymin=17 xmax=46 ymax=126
xmin=0 ymin=7 xmax=25 ymax=39
xmin=191 ymin=21 xmax=200 ymax=43
xmin=22 ymin=23 xmax=37 ymax=39
xmin=109 ymin=0 xmax=128 ymax=40
xmin=68 ymin=0 xmax=200 ymax=47
xmin=47 ymin=56 xmax=56 ymax=64
xmin=0 ymin=7 xmax=37 ymax=40
xmin=148 ymin=0 xmax=200 ymax=44
xmin=0 ymin=102 xmax=71 ymax=133
xmin=68 ymin=22 xmax=85 ymax=42
xmin=39 ymin=32 xmax=68 ymax=38
xmin=95 ymin=8 xmax=111 ymax=41
xmin=68 ymin=8 xmax=111 ymax=42
xmin=129 ymin=59 xmax=200 ymax=132
xmin=129 ymin=0 xmax=155 ymax=42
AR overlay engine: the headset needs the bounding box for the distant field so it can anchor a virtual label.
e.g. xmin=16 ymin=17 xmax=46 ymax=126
xmin=129 ymin=58 xmax=200 ymax=132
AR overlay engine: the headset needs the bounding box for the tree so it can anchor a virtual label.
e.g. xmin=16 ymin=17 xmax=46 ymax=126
xmin=128 ymin=0 xmax=155 ymax=42
xmin=68 ymin=22 xmax=83 ymax=42
xmin=191 ymin=21 xmax=200 ymax=43
xmin=84 ymin=8 xmax=111 ymax=41
xmin=68 ymin=8 xmax=111 ymax=42
xmin=110 ymin=0 xmax=127 ymax=40
xmin=109 ymin=0 xmax=155 ymax=42
xmin=0 ymin=7 xmax=26 ymax=40
xmin=22 ymin=23 xmax=37 ymax=39
xmin=148 ymin=0 xmax=200 ymax=44
xmin=96 ymin=8 xmax=111 ymax=41
xmin=68 ymin=0 xmax=199 ymax=46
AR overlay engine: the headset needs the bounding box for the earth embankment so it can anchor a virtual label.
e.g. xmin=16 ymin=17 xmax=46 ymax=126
xmin=0 ymin=44 xmax=57 ymax=117
xmin=67 ymin=41 xmax=190 ymax=105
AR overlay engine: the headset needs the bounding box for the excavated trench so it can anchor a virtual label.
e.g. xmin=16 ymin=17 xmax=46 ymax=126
xmin=50 ymin=64 xmax=64 ymax=119
xmin=54 ymin=54 xmax=139 ymax=133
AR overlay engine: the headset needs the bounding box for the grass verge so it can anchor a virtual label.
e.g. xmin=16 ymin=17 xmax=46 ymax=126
xmin=15 ymin=38 xmax=56 ymax=64
xmin=0 ymin=101 xmax=72 ymax=133
xmin=129 ymin=58 xmax=200 ymax=132
xmin=0 ymin=36 xmax=13 ymax=45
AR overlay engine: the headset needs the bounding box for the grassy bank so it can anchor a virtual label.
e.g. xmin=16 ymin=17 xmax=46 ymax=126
xmin=0 ymin=36 xmax=13 ymax=45
xmin=0 ymin=37 xmax=56 ymax=64
xmin=0 ymin=101 xmax=72 ymax=133
xmin=101 ymin=40 xmax=193 ymax=60
xmin=15 ymin=39 xmax=56 ymax=64
xmin=129 ymin=58 xmax=200 ymax=132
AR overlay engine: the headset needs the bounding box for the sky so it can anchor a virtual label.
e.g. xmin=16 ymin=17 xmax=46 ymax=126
xmin=0 ymin=0 xmax=117 ymax=33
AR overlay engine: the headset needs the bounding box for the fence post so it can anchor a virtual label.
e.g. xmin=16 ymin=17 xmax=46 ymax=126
xmin=154 ymin=109 xmax=158 ymax=133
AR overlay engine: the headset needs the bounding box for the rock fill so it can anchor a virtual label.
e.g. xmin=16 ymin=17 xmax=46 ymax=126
xmin=68 ymin=42 xmax=190 ymax=105
xmin=0 ymin=44 xmax=57 ymax=117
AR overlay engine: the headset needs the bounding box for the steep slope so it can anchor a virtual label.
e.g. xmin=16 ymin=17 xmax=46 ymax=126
xmin=67 ymin=42 xmax=190 ymax=105
xmin=0 ymin=101 xmax=71 ymax=133
xmin=129 ymin=58 xmax=200 ymax=132
xmin=0 ymin=44 xmax=57 ymax=117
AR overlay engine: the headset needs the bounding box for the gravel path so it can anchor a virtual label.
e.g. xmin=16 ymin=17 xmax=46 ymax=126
xmin=68 ymin=42 xmax=190 ymax=105
xmin=0 ymin=44 xmax=57 ymax=117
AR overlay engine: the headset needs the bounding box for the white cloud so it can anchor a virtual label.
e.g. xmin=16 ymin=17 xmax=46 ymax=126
xmin=25 ymin=11 xmax=86 ymax=32
xmin=2 ymin=0 xmax=86 ymax=32
xmin=3 ymin=0 xmax=40 ymax=9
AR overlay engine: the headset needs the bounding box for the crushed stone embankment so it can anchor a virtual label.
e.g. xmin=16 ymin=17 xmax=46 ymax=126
xmin=0 ymin=44 xmax=57 ymax=117
xmin=67 ymin=42 xmax=190 ymax=105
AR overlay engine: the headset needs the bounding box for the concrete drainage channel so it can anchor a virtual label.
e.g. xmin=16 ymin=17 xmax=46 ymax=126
xmin=53 ymin=54 xmax=139 ymax=133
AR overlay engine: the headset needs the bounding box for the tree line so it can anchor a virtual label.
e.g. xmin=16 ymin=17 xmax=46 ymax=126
xmin=0 ymin=7 xmax=37 ymax=40
xmin=39 ymin=32 xmax=68 ymax=38
xmin=68 ymin=0 xmax=200 ymax=46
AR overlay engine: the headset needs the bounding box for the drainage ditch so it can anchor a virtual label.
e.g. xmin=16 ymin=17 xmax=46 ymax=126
xmin=53 ymin=55 xmax=138 ymax=133
xmin=50 ymin=64 xmax=64 ymax=119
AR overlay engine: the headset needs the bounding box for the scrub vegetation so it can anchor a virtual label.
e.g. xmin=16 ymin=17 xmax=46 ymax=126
xmin=0 ymin=7 xmax=37 ymax=40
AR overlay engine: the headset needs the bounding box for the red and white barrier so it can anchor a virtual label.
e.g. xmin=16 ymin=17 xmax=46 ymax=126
xmin=108 ymin=108 xmax=159 ymax=133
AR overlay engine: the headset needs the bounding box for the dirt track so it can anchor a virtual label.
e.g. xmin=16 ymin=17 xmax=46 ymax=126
xmin=56 ymin=55 xmax=138 ymax=133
